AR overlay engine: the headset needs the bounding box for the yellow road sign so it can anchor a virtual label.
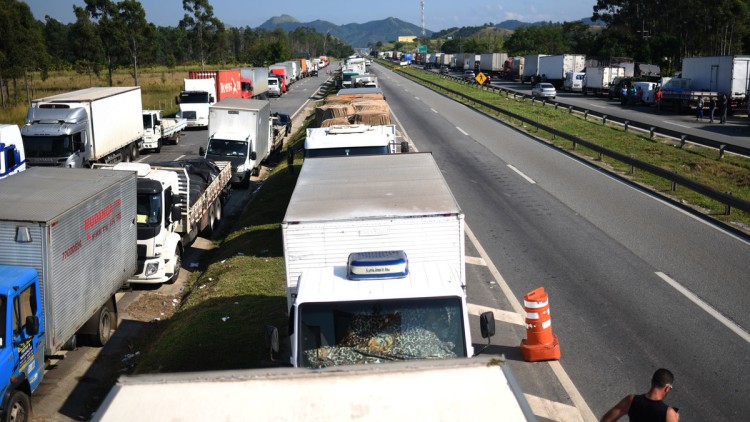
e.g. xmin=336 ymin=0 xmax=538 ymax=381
xmin=475 ymin=72 xmax=488 ymax=85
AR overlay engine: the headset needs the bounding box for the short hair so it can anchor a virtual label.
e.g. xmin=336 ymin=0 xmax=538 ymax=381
xmin=651 ymin=368 xmax=674 ymax=388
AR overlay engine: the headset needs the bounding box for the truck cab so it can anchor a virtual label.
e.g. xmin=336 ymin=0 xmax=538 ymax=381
xmin=0 ymin=266 xmax=45 ymax=421
xmin=0 ymin=125 xmax=26 ymax=179
xmin=21 ymin=106 xmax=88 ymax=168
xmin=286 ymin=251 xmax=492 ymax=368
xmin=141 ymin=110 xmax=163 ymax=151
xmin=176 ymin=78 xmax=216 ymax=128
xmin=304 ymin=124 xmax=405 ymax=157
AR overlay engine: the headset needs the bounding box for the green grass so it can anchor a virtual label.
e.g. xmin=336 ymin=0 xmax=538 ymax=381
xmin=389 ymin=63 xmax=750 ymax=227
xmin=133 ymin=112 xmax=318 ymax=373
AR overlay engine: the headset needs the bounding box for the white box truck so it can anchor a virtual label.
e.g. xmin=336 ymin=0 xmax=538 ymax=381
xmin=93 ymin=358 xmax=535 ymax=421
xmin=304 ymin=124 xmax=404 ymax=158
xmin=538 ymin=54 xmax=586 ymax=88
xmin=21 ymin=87 xmax=144 ymax=168
xmin=681 ymin=55 xmax=750 ymax=105
xmin=582 ymin=66 xmax=625 ymax=96
xmin=202 ymin=98 xmax=271 ymax=188
xmin=480 ymin=53 xmax=509 ymax=78
xmin=239 ymin=67 xmax=269 ymax=99
xmin=522 ymin=54 xmax=549 ymax=83
xmin=0 ymin=124 xmax=26 ymax=179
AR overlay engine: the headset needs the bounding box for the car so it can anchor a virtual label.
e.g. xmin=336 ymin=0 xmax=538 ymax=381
xmin=310 ymin=69 xmax=318 ymax=77
xmin=531 ymin=82 xmax=556 ymax=99
xmin=439 ymin=66 xmax=449 ymax=75
xmin=462 ymin=70 xmax=476 ymax=81
xmin=272 ymin=112 xmax=292 ymax=136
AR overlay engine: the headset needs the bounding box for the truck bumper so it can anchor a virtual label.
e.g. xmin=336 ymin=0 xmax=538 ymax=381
xmin=129 ymin=257 xmax=170 ymax=284
xmin=142 ymin=140 xmax=159 ymax=149
xmin=186 ymin=118 xmax=208 ymax=128
xmin=231 ymin=170 xmax=249 ymax=184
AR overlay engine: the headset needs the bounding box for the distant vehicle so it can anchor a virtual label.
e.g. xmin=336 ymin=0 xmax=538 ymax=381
xmin=440 ymin=66 xmax=449 ymax=74
xmin=532 ymin=82 xmax=557 ymax=99
xmin=563 ymin=71 xmax=585 ymax=92
xmin=309 ymin=69 xmax=318 ymax=77
xmin=399 ymin=60 xmax=409 ymax=66
xmin=267 ymin=77 xmax=282 ymax=97
xmin=0 ymin=124 xmax=26 ymax=179
xmin=462 ymin=70 xmax=476 ymax=81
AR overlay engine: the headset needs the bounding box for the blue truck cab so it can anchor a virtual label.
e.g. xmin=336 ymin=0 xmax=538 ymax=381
xmin=0 ymin=265 xmax=44 ymax=422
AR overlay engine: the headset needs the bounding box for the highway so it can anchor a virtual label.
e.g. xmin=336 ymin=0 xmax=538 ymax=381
xmin=371 ymin=62 xmax=750 ymax=421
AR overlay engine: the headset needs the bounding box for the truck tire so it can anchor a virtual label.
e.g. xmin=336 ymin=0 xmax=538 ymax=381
xmin=61 ymin=334 xmax=77 ymax=351
xmin=6 ymin=390 xmax=31 ymax=422
xmin=214 ymin=200 xmax=223 ymax=224
xmin=131 ymin=144 xmax=140 ymax=160
xmin=167 ymin=247 xmax=182 ymax=284
xmin=92 ymin=304 xmax=114 ymax=347
xmin=121 ymin=146 xmax=132 ymax=163
xmin=154 ymin=140 xmax=162 ymax=153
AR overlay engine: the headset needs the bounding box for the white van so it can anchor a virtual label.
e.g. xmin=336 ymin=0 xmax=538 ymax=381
xmin=632 ymin=81 xmax=658 ymax=105
xmin=563 ymin=72 xmax=585 ymax=92
xmin=0 ymin=124 xmax=26 ymax=179
xmin=268 ymin=77 xmax=281 ymax=97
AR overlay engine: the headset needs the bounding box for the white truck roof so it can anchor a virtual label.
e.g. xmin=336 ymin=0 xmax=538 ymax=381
xmin=94 ymin=357 xmax=534 ymax=421
xmin=296 ymin=262 xmax=463 ymax=304
xmin=211 ymin=97 xmax=269 ymax=112
xmin=31 ymin=86 xmax=139 ymax=103
xmin=284 ymin=153 xmax=461 ymax=222
xmin=305 ymin=124 xmax=395 ymax=150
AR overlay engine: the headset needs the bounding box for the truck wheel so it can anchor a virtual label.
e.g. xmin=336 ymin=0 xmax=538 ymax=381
xmin=6 ymin=390 xmax=31 ymax=422
xmin=131 ymin=144 xmax=140 ymax=160
xmin=92 ymin=304 xmax=114 ymax=347
xmin=61 ymin=334 xmax=77 ymax=351
xmin=214 ymin=200 xmax=223 ymax=224
xmin=121 ymin=147 xmax=132 ymax=163
xmin=167 ymin=247 xmax=182 ymax=284
xmin=154 ymin=140 xmax=162 ymax=153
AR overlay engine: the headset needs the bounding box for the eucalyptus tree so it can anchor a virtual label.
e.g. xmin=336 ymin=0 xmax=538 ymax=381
xmin=179 ymin=0 xmax=226 ymax=68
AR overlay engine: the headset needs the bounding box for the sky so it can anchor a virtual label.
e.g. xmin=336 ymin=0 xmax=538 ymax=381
xmin=24 ymin=0 xmax=598 ymax=32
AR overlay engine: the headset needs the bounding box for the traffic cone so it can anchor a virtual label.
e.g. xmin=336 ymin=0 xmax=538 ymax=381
xmin=520 ymin=287 xmax=561 ymax=362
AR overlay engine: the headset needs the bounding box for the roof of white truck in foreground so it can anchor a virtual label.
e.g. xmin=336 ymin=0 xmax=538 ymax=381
xmin=305 ymin=124 xmax=395 ymax=150
xmin=93 ymin=357 xmax=535 ymax=421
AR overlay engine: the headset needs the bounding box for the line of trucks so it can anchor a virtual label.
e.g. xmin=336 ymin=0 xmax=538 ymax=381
xmin=404 ymin=50 xmax=750 ymax=112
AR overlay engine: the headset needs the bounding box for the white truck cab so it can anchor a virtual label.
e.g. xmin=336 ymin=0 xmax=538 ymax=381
xmin=176 ymin=78 xmax=216 ymax=128
xmin=0 ymin=124 xmax=26 ymax=179
xmin=304 ymin=124 xmax=405 ymax=157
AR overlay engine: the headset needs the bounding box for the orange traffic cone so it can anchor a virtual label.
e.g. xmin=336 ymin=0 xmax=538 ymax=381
xmin=520 ymin=287 xmax=561 ymax=362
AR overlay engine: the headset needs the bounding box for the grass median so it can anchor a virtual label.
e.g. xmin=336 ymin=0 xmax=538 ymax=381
xmin=385 ymin=62 xmax=750 ymax=230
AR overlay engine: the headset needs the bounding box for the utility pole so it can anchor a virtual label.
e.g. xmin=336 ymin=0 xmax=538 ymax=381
xmin=421 ymin=0 xmax=426 ymax=40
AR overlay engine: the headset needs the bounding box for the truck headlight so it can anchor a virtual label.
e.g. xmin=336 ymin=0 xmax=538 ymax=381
xmin=145 ymin=262 xmax=159 ymax=277
xmin=236 ymin=163 xmax=248 ymax=173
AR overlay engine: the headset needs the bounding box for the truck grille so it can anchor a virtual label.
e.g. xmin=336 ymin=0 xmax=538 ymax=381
xmin=182 ymin=111 xmax=196 ymax=120
xmin=137 ymin=244 xmax=147 ymax=259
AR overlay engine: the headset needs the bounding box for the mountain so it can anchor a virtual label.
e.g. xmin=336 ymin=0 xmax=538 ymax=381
xmin=258 ymin=16 xmax=432 ymax=47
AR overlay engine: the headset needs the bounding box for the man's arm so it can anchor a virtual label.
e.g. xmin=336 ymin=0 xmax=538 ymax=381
xmin=666 ymin=406 xmax=680 ymax=422
xmin=600 ymin=394 xmax=634 ymax=422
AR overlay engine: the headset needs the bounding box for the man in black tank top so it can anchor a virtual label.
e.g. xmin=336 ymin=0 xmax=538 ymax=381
xmin=600 ymin=368 xmax=679 ymax=422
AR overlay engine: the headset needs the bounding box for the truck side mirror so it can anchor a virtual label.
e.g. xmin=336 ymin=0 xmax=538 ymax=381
xmin=25 ymin=316 xmax=40 ymax=336
xmin=171 ymin=205 xmax=181 ymax=223
xmin=199 ymin=147 xmax=205 ymax=156
xmin=400 ymin=141 xmax=409 ymax=153
xmin=250 ymin=151 xmax=257 ymax=160
xmin=480 ymin=311 xmax=495 ymax=339
xmin=209 ymin=95 xmax=215 ymax=103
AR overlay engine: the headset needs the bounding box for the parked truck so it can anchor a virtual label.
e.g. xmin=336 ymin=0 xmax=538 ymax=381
xmin=239 ymin=67 xmax=269 ymax=99
xmin=522 ymin=54 xmax=549 ymax=83
xmin=582 ymin=66 xmax=625 ymax=96
xmin=93 ymin=357 xmax=534 ymax=421
xmin=304 ymin=124 xmax=406 ymax=157
xmin=677 ymin=55 xmax=750 ymax=109
xmin=0 ymin=124 xmax=26 ymax=179
xmin=0 ymin=167 xmax=136 ymax=420
xmin=202 ymin=98 xmax=272 ymax=189
xmin=538 ymin=54 xmax=586 ymax=88
xmin=268 ymin=65 xmax=289 ymax=92
xmin=21 ymin=87 xmax=143 ymax=168
xmin=106 ymin=159 xmax=231 ymax=284
xmin=293 ymin=58 xmax=309 ymax=78
xmin=280 ymin=153 xmax=492 ymax=369
xmin=176 ymin=70 xmax=242 ymax=128
xmin=479 ymin=53 xmax=509 ymax=79
xmin=141 ymin=110 xmax=187 ymax=153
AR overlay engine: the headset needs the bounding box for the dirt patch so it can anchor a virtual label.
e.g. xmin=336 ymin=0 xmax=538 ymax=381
xmin=123 ymin=291 xmax=181 ymax=322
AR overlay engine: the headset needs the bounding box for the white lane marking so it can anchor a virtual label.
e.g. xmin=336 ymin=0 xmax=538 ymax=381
xmin=415 ymin=96 xmax=420 ymax=101
xmin=656 ymin=272 xmax=750 ymax=344
xmin=456 ymin=126 xmax=469 ymax=136
xmin=587 ymin=103 xmax=606 ymax=108
xmin=176 ymin=155 xmax=186 ymax=161
xmin=507 ymin=164 xmax=537 ymax=184
xmin=468 ymin=303 xmax=524 ymax=326
xmin=431 ymin=108 xmax=438 ymax=113
xmin=524 ymin=393 xmax=585 ymax=422
xmin=136 ymin=155 xmax=149 ymax=162
xmin=465 ymin=256 xmax=486 ymax=266
xmin=665 ymin=121 xmax=691 ymax=128
xmin=465 ymin=225 xmax=597 ymax=422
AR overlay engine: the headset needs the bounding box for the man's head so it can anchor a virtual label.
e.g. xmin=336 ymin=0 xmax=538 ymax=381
xmin=651 ymin=368 xmax=674 ymax=393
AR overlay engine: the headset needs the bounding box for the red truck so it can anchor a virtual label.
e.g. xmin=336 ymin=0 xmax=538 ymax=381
xmin=188 ymin=70 xmax=242 ymax=102
xmin=269 ymin=67 xmax=288 ymax=93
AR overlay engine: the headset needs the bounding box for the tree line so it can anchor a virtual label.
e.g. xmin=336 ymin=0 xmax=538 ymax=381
xmin=0 ymin=0 xmax=354 ymax=107
xmin=410 ymin=0 xmax=750 ymax=74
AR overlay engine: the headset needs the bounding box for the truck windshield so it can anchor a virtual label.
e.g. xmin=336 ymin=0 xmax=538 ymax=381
xmin=136 ymin=193 xmax=161 ymax=225
xmin=22 ymin=135 xmax=74 ymax=157
xmin=298 ymin=297 xmax=466 ymax=368
xmin=179 ymin=92 xmax=210 ymax=104
xmin=305 ymin=146 xmax=389 ymax=158
xmin=142 ymin=114 xmax=154 ymax=130
xmin=206 ymin=139 xmax=247 ymax=157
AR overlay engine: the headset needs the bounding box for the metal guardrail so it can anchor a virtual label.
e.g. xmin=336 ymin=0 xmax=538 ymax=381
xmin=392 ymin=66 xmax=750 ymax=216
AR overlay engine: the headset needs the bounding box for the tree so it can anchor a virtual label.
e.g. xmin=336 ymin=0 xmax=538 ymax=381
xmin=116 ymin=0 xmax=156 ymax=86
xmin=69 ymin=5 xmax=104 ymax=86
xmin=180 ymin=0 xmax=225 ymax=68
xmin=84 ymin=0 xmax=122 ymax=86
xmin=43 ymin=16 xmax=72 ymax=67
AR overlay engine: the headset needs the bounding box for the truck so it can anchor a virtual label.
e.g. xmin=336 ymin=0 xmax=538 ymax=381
xmin=93 ymin=357 xmax=535 ymax=421
xmin=351 ymin=74 xmax=378 ymax=88
xmin=538 ymin=54 xmax=586 ymax=88
xmin=504 ymin=56 xmax=525 ymax=81
xmin=480 ymin=53 xmax=509 ymax=79
xmin=522 ymin=54 xmax=549 ymax=83
xmin=0 ymin=167 xmax=137 ymax=419
xmin=106 ymin=159 xmax=231 ymax=284
xmin=141 ymin=110 xmax=187 ymax=153
xmin=304 ymin=124 xmax=406 ymax=157
xmin=582 ymin=66 xmax=625 ymax=96
xmin=202 ymin=98 xmax=272 ymax=188
xmin=0 ymin=124 xmax=26 ymax=179
xmin=563 ymin=71 xmax=586 ymax=92
xmin=678 ymin=55 xmax=750 ymax=109
xmin=176 ymin=70 xmax=242 ymax=129
xmin=21 ymin=87 xmax=144 ymax=168
xmin=345 ymin=57 xmax=367 ymax=75
xmin=239 ymin=67 xmax=269 ymax=99
xmin=269 ymin=65 xmax=289 ymax=92
xmin=293 ymin=58 xmax=309 ymax=78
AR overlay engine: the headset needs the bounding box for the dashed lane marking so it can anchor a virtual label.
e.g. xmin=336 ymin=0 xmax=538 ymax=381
xmin=456 ymin=126 xmax=469 ymax=136
xmin=524 ymin=394 xmax=586 ymax=422
xmin=508 ymin=164 xmax=536 ymax=184
xmin=465 ymin=256 xmax=486 ymax=266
